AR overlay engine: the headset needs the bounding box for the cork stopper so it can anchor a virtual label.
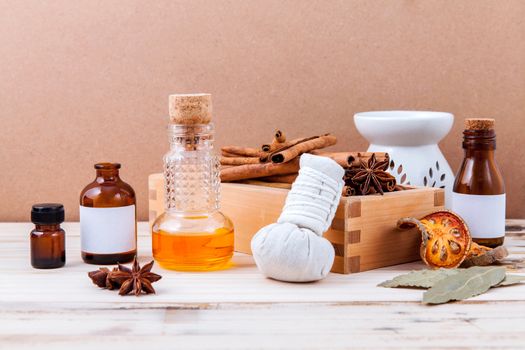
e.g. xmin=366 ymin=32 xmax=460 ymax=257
xmin=168 ymin=93 xmax=212 ymax=125
xmin=465 ymin=118 xmax=495 ymax=131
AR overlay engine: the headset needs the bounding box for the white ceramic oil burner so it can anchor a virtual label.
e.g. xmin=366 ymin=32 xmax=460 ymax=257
xmin=354 ymin=111 xmax=454 ymax=207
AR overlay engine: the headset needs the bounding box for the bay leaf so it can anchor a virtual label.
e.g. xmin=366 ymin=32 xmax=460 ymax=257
xmin=495 ymin=274 xmax=525 ymax=287
xmin=422 ymin=266 xmax=506 ymax=304
xmin=378 ymin=269 xmax=459 ymax=289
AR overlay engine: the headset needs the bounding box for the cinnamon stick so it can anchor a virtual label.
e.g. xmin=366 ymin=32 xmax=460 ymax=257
xmin=220 ymin=158 xmax=300 ymax=182
xmin=259 ymin=136 xmax=310 ymax=162
xmin=311 ymin=151 xmax=353 ymax=167
xmin=312 ymin=151 xmax=389 ymax=167
xmin=274 ymin=130 xmax=286 ymax=143
xmin=222 ymin=150 xmax=244 ymax=157
xmin=343 ymin=185 xmax=356 ymax=197
xmin=259 ymin=135 xmax=322 ymax=162
xmin=270 ymin=134 xmax=337 ymax=163
xmin=350 ymin=152 xmax=389 ymax=167
xmin=261 ymin=130 xmax=286 ymax=152
xmin=221 ymin=146 xmax=263 ymax=158
xmin=382 ymin=179 xmax=397 ymax=192
xmin=259 ymin=173 xmax=298 ymax=183
xmin=220 ymin=156 xmax=260 ymax=166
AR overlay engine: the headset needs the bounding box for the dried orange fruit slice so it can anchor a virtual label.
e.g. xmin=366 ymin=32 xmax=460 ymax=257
xmin=398 ymin=211 xmax=472 ymax=268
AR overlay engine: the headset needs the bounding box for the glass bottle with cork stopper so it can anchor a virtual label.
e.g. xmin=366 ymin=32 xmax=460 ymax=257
xmin=80 ymin=162 xmax=137 ymax=264
xmin=152 ymin=93 xmax=234 ymax=271
xmin=30 ymin=203 xmax=66 ymax=269
xmin=452 ymin=118 xmax=505 ymax=247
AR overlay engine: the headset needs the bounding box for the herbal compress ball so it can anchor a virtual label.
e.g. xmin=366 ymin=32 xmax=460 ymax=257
xmin=251 ymin=154 xmax=344 ymax=282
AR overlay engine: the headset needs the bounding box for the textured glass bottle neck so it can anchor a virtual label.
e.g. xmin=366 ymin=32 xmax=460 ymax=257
xmin=164 ymin=123 xmax=220 ymax=214
xmin=168 ymin=124 xmax=215 ymax=151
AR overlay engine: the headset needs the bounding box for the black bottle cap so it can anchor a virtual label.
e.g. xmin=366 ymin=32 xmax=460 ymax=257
xmin=31 ymin=203 xmax=65 ymax=224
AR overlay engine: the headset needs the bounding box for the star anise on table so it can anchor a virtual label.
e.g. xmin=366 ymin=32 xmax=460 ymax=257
xmin=344 ymin=153 xmax=396 ymax=195
xmin=88 ymin=267 xmax=119 ymax=289
xmin=88 ymin=258 xmax=162 ymax=296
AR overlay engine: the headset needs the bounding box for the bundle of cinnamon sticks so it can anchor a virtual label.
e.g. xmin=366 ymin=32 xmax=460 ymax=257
xmin=220 ymin=130 xmax=390 ymax=191
xmin=220 ymin=130 xmax=336 ymax=182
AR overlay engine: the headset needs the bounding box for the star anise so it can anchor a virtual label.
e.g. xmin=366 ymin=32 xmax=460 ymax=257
xmin=345 ymin=153 xmax=396 ymax=195
xmin=87 ymin=258 xmax=162 ymax=296
xmin=109 ymin=258 xmax=162 ymax=296
xmin=88 ymin=267 xmax=120 ymax=289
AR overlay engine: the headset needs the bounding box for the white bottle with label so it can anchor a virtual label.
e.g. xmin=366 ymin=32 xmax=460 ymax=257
xmin=452 ymin=118 xmax=505 ymax=248
xmin=80 ymin=163 xmax=137 ymax=264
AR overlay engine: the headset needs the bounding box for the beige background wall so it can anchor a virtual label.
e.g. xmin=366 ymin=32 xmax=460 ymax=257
xmin=1 ymin=0 xmax=524 ymax=221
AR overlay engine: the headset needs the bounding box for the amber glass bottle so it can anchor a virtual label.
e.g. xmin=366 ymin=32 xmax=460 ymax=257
xmin=80 ymin=163 xmax=137 ymax=264
xmin=452 ymin=118 xmax=505 ymax=247
xmin=30 ymin=203 xmax=66 ymax=269
xmin=152 ymin=94 xmax=234 ymax=271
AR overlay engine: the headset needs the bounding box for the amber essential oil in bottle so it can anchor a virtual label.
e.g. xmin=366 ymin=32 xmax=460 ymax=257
xmin=452 ymin=118 xmax=505 ymax=247
xmin=152 ymin=94 xmax=234 ymax=271
xmin=153 ymin=218 xmax=234 ymax=271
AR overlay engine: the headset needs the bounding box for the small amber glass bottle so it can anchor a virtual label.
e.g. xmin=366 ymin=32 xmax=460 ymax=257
xmin=80 ymin=163 xmax=137 ymax=264
xmin=452 ymin=118 xmax=505 ymax=247
xmin=30 ymin=203 xmax=66 ymax=269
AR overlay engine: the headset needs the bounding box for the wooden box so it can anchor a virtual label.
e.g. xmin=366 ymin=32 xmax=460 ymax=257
xmin=148 ymin=174 xmax=445 ymax=274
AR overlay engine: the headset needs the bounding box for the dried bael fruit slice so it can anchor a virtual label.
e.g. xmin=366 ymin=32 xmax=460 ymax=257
xmin=397 ymin=211 xmax=472 ymax=269
xmin=462 ymin=243 xmax=508 ymax=267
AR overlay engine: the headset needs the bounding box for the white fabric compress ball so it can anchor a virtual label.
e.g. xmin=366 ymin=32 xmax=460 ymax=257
xmin=251 ymin=153 xmax=344 ymax=282
xmin=251 ymin=222 xmax=335 ymax=282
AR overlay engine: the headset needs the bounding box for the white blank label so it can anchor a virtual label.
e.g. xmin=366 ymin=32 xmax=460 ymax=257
xmin=451 ymin=192 xmax=505 ymax=239
xmin=80 ymin=205 xmax=136 ymax=254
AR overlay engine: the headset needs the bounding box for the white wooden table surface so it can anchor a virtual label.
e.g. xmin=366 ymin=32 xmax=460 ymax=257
xmin=1 ymin=221 xmax=525 ymax=349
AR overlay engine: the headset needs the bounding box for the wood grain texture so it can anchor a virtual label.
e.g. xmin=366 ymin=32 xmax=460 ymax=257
xmin=1 ymin=221 xmax=525 ymax=349
xmin=218 ymin=182 xmax=290 ymax=254
xmin=0 ymin=0 xmax=524 ymax=221
xmin=344 ymin=187 xmax=444 ymax=273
